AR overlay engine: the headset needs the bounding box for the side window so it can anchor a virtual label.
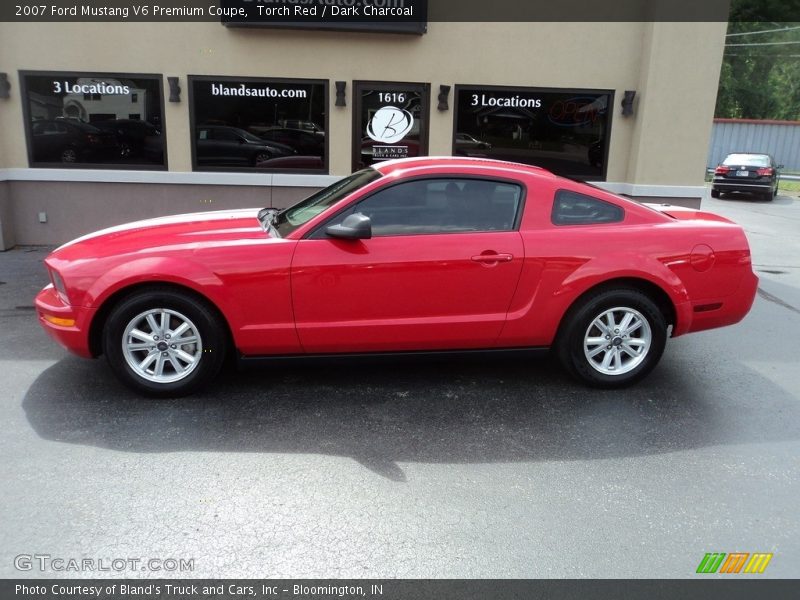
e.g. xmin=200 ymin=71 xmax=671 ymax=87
xmin=552 ymin=190 xmax=624 ymax=226
xmin=316 ymin=178 xmax=523 ymax=238
xmin=211 ymin=129 xmax=241 ymax=142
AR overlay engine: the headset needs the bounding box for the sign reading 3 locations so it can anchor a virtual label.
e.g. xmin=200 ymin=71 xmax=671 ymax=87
xmin=355 ymin=83 xmax=429 ymax=169
xmin=454 ymin=85 xmax=613 ymax=181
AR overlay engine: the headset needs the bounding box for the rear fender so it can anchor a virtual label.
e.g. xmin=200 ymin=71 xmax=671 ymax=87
xmin=502 ymin=252 xmax=692 ymax=346
xmin=558 ymin=253 xmax=692 ymax=334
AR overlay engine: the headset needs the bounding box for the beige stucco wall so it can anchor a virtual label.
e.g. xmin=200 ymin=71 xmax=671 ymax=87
xmin=0 ymin=21 xmax=726 ymax=180
xmin=0 ymin=20 xmax=726 ymax=245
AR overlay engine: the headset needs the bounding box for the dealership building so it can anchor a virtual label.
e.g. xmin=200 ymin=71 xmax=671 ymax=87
xmin=0 ymin=15 xmax=728 ymax=249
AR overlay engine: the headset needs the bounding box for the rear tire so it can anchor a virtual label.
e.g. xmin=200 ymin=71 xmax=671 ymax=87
xmin=762 ymin=192 xmax=773 ymax=202
xmin=102 ymin=288 xmax=228 ymax=397
xmin=710 ymin=188 xmax=720 ymax=198
xmin=557 ymin=288 xmax=667 ymax=388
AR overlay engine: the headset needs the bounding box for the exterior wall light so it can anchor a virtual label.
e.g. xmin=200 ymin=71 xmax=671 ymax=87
xmin=438 ymin=85 xmax=451 ymax=111
xmin=0 ymin=73 xmax=10 ymax=99
xmin=621 ymin=90 xmax=636 ymax=116
xmin=335 ymin=81 xmax=347 ymax=107
xmin=168 ymin=77 xmax=181 ymax=102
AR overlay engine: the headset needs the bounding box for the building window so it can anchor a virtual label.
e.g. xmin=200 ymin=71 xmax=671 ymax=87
xmin=20 ymin=71 xmax=166 ymax=169
xmin=453 ymin=85 xmax=613 ymax=181
xmin=189 ymin=75 xmax=328 ymax=173
xmin=353 ymin=81 xmax=430 ymax=172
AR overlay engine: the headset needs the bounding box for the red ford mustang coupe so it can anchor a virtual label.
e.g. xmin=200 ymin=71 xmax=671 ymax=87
xmin=36 ymin=157 xmax=758 ymax=396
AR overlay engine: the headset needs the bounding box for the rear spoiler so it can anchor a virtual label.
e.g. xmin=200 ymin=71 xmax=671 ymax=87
xmin=642 ymin=203 xmax=736 ymax=224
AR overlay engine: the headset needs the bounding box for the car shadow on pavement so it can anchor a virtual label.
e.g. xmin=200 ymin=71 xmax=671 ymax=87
xmin=21 ymin=344 xmax=800 ymax=481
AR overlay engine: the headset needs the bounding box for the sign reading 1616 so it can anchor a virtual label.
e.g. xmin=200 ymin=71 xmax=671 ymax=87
xmin=378 ymin=92 xmax=406 ymax=104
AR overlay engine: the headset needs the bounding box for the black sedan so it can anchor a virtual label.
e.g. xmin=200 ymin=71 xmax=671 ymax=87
xmin=249 ymin=127 xmax=325 ymax=157
xmin=30 ymin=119 xmax=118 ymax=164
xmin=196 ymin=126 xmax=296 ymax=167
xmin=711 ymin=152 xmax=782 ymax=201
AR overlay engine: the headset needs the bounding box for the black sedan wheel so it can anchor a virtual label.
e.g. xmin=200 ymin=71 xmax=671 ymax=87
xmin=102 ymin=288 xmax=228 ymax=397
xmin=253 ymin=152 xmax=272 ymax=166
xmin=557 ymin=288 xmax=667 ymax=388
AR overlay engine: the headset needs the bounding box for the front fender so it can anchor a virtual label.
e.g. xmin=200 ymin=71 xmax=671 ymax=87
xmin=84 ymin=257 xmax=227 ymax=311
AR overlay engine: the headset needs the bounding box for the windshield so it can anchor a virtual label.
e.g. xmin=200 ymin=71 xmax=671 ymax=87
xmin=239 ymin=129 xmax=265 ymax=143
xmin=272 ymin=168 xmax=382 ymax=237
xmin=723 ymin=154 xmax=770 ymax=167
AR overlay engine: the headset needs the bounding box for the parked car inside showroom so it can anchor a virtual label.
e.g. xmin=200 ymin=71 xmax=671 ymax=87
xmin=711 ymin=152 xmax=782 ymax=201
xmin=36 ymin=157 xmax=758 ymax=397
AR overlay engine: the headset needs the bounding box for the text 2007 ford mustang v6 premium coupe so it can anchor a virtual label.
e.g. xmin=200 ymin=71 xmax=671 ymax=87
xmin=36 ymin=157 xmax=758 ymax=396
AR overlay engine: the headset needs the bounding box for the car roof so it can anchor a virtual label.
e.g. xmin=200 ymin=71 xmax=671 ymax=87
xmin=372 ymin=156 xmax=555 ymax=178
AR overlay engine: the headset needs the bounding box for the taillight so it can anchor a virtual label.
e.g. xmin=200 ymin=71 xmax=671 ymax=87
xmin=757 ymin=167 xmax=773 ymax=176
xmin=714 ymin=166 xmax=730 ymax=175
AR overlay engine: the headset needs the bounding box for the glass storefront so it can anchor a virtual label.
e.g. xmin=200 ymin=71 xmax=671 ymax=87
xmin=353 ymin=81 xmax=430 ymax=171
xmin=189 ymin=75 xmax=328 ymax=172
xmin=20 ymin=71 xmax=166 ymax=169
xmin=453 ymin=86 xmax=613 ymax=180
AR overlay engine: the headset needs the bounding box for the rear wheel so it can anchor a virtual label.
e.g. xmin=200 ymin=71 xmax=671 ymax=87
xmin=710 ymin=188 xmax=720 ymax=198
xmin=102 ymin=288 xmax=228 ymax=397
xmin=762 ymin=191 xmax=773 ymax=202
xmin=557 ymin=288 xmax=667 ymax=388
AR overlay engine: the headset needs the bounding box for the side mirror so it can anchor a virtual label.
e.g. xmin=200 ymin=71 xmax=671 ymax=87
xmin=326 ymin=213 xmax=372 ymax=240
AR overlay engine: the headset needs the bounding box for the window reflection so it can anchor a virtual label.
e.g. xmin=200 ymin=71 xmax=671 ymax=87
xmin=22 ymin=73 xmax=165 ymax=168
xmin=190 ymin=77 xmax=327 ymax=172
xmin=455 ymin=87 xmax=611 ymax=180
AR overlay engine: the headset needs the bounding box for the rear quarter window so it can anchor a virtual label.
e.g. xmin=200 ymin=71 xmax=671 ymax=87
xmin=552 ymin=190 xmax=624 ymax=226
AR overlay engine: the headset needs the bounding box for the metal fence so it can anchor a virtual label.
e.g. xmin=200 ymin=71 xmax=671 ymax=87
xmin=708 ymin=119 xmax=800 ymax=172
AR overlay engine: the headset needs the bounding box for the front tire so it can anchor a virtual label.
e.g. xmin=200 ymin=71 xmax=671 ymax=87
xmin=557 ymin=288 xmax=667 ymax=388
xmin=253 ymin=151 xmax=271 ymax=166
xmin=102 ymin=288 xmax=228 ymax=397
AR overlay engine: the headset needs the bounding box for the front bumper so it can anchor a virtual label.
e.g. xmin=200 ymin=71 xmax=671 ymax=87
xmin=35 ymin=284 xmax=96 ymax=358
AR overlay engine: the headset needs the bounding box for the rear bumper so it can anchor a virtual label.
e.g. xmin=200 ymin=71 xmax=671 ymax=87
xmin=35 ymin=285 xmax=95 ymax=358
xmin=712 ymin=178 xmax=773 ymax=194
xmin=684 ymin=269 xmax=759 ymax=334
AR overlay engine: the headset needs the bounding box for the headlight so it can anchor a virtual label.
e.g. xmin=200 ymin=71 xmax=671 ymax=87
xmin=49 ymin=268 xmax=70 ymax=305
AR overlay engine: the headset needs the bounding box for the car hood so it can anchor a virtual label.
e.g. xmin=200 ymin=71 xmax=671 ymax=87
xmin=52 ymin=209 xmax=269 ymax=259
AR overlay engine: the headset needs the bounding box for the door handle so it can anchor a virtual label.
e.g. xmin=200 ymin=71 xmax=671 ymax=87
xmin=471 ymin=253 xmax=514 ymax=263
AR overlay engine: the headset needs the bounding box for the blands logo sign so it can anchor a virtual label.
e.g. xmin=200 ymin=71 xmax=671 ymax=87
xmin=696 ymin=552 xmax=773 ymax=574
xmin=367 ymin=106 xmax=414 ymax=144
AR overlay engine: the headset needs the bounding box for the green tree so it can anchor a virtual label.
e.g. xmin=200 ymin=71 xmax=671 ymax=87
xmin=715 ymin=1 xmax=800 ymax=119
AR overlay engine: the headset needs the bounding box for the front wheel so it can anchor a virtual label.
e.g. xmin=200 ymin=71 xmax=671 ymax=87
xmin=557 ymin=288 xmax=667 ymax=388
xmin=253 ymin=152 xmax=272 ymax=166
xmin=102 ymin=288 xmax=228 ymax=397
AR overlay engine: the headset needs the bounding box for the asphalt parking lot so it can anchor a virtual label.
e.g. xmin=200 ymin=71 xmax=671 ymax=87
xmin=1 ymin=192 xmax=798 ymax=579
